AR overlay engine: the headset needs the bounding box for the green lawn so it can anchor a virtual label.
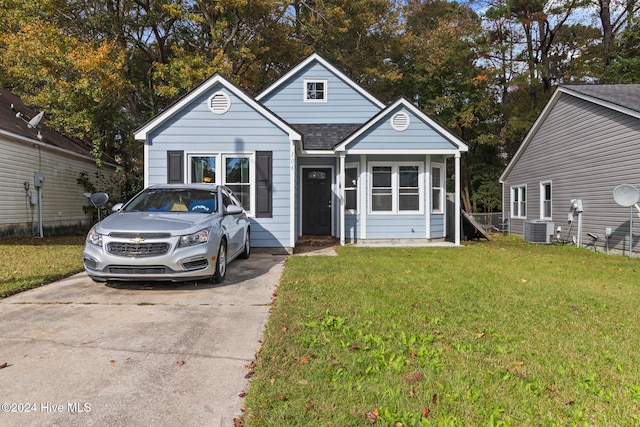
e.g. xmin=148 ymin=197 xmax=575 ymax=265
xmin=0 ymin=235 xmax=85 ymax=298
xmin=243 ymin=236 xmax=640 ymax=426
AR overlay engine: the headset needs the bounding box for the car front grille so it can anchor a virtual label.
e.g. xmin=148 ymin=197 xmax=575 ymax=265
xmin=107 ymin=242 xmax=171 ymax=257
xmin=107 ymin=266 xmax=169 ymax=274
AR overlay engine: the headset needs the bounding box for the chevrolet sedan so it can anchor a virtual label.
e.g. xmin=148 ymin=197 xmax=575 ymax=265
xmin=83 ymin=184 xmax=250 ymax=283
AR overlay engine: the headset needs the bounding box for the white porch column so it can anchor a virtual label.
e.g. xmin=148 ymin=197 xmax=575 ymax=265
xmin=339 ymin=153 xmax=346 ymax=246
xmin=454 ymin=153 xmax=461 ymax=245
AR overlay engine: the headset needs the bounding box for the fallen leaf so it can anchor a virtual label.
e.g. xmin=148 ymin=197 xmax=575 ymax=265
xmin=432 ymin=393 xmax=438 ymax=404
xmin=277 ymin=394 xmax=287 ymax=401
xmin=408 ymin=388 xmax=415 ymax=398
xmin=365 ymin=409 xmax=379 ymax=424
xmin=176 ymin=360 xmax=185 ymax=366
xmin=513 ymin=361 xmax=524 ymax=367
xmin=0 ymin=362 xmax=7 ymax=369
xmin=300 ymin=357 xmax=310 ymax=365
xmin=422 ymin=405 xmax=430 ymax=418
xmin=270 ymin=378 xmax=275 ymax=384
xmin=306 ymin=401 xmax=313 ymax=410
xmin=233 ymin=416 xmax=244 ymax=426
xmin=109 ymin=359 xmax=116 ymax=366
xmin=476 ymin=332 xmax=485 ymax=339
xmin=521 ymin=279 xmax=528 ymax=283
xmin=238 ymin=391 xmax=246 ymax=398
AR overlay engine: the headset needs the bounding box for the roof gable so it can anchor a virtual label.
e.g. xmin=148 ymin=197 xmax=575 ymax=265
xmin=500 ymin=84 xmax=640 ymax=182
xmin=256 ymin=53 xmax=385 ymax=109
xmin=335 ymin=97 xmax=468 ymax=153
xmin=134 ymin=74 xmax=301 ymax=141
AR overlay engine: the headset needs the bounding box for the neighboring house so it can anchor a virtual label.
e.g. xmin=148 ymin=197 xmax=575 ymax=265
xmin=500 ymin=84 xmax=640 ymax=254
xmin=0 ymin=88 xmax=118 ymax=238
xmin=135 ymin=53 xmax=469 ymax=252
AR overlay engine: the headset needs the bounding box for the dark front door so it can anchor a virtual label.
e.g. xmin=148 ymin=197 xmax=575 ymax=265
xmin=302 ymin=168 xmax=332 ymax=235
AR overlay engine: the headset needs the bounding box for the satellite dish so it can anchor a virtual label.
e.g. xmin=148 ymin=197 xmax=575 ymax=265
xmin=27 ymin=111 xmax=44 ymax=129
xmin=613 ymin=184 xmax=640 ymax=207
xmin=89 ymin=192 xmax=109 ymax=207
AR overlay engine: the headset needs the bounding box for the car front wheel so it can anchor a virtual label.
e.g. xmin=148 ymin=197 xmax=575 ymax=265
xmin=212 ymin=240 xmax=227 ymax=284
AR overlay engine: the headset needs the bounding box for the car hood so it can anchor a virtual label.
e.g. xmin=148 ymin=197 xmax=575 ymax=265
xmin=95 ymin=212 xmax=218 ymax=236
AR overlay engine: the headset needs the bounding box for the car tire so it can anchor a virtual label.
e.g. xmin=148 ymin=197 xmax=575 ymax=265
xmin=212 ymin=239 xmax=227 ymax=284
xmin=239 ymin=230 xmax=250 ymax=259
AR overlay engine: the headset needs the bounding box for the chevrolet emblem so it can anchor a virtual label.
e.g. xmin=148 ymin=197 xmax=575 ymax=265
xmin=131 ymin=237 xmax=145 ymax=243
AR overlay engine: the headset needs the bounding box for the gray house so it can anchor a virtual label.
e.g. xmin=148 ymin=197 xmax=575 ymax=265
xmin=135 ymin=53 xmax=469 ymax=252
xmin=0 ymin=88 xmax=118 ymax=238
xmin=500 ymin=84 xmax=640 ymax=254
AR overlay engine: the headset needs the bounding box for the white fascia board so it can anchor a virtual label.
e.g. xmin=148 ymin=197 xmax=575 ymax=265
xmin=256 ymin=53 xmax=386 ymax=109
xmin=335 ymin=98 xmax=469 ymax=153
xmin=345 ymin=149 xmax=462 ymax=155
xmin=134 ymin=74 xmax=301 ymax=142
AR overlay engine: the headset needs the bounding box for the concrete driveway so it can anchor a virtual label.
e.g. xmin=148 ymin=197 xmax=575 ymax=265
xmin=0 ymin=253 xmax=286 ymax=427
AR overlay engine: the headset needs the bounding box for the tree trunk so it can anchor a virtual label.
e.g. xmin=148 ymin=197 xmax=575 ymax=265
xmin=599 ymin=0 xmax=614 ymax=67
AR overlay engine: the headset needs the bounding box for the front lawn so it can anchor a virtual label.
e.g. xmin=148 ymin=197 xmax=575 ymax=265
xmin=0 ymin=235 xmax=85 ymax=298
xmin=243 ymin=236 xmax=640 ymax=426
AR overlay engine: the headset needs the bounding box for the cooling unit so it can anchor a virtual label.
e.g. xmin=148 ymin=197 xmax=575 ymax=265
xmin=524 ymin=221 xmax=554 ymax=244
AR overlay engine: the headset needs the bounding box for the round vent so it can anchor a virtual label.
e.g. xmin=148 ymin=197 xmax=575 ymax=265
xmin=391 ymin=112 xmax=410 ymax=131
xmin=208 ymin=91 xmax=231 ymax=115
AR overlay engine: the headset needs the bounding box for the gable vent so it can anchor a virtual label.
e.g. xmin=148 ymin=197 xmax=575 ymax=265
xmin=208 ymin=91 xmax=231 ymax=115
xmin=391 ymin=112 xmax=410 ymax=131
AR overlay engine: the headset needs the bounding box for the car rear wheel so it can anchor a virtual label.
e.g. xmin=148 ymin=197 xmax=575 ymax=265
xmin=239 ymin=230 xmax=250 ymax=259
xmin=212 ymin=240 xmax=227 ymax=284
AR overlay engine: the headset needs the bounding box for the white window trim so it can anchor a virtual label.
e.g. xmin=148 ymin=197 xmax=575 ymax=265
xmin=304 ymin=79 xmax=328 ymax=103
xmin=540 ymin=181 xmax=552 ymax=220
xmin=368 ymin=162 xmax=424 ymax=214
xmin=345 ymin=163 xmax=359 ymax=214
xmin=510 ymin=185 xmax=527 ymax=219
xmin=186 ymin=152 xmax=255 ymax=217
xmin=431 ymin=162 xmax=445 ymax=214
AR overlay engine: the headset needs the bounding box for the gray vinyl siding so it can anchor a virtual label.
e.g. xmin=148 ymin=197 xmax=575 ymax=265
xmin=145 ymin=85 xmax=293 ymax=248
xmin=0 ymin=136 xmax=114 ymax=237
xmin=347 ymin=107 xmax=458 ymax=151
xmin=259 ymin=61 xmax=381 ymax=124
xmin=502 ymin=93 xmax=640 ymax=253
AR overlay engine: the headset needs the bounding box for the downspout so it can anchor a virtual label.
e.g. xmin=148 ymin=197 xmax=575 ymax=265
xmin=339 ymin=153 xmax=345 ymax=246
xmin=455 ymin=153 xmax=461 ymax=245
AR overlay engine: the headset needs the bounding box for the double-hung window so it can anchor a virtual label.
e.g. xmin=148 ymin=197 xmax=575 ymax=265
xmin=188 ymin=153 xmax=254 ymax=214
xmin=511 ymin=185 xmax=526 ymax=218
xmin=369 ymin=163 xmax=423 ymax=213
xmin=540 ymin=181 xmax=552 ymax=219
xmin=345 ymin=165 xmax=359 ymax=212
xmin=431 ymin=163 xmax=444 ymax=213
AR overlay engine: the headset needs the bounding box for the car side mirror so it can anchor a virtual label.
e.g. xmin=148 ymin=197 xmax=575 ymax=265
xmin=112 ymin=203 xmax=124 ymax=212
xmin=224 ymin=205 xmax=243 ymax=215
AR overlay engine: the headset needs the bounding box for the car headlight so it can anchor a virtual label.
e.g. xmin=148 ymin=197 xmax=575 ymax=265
xmin=179 ymin=228 xmax=210 ymax=247
xmin=86 ymin=227 xmax=103 ymax=247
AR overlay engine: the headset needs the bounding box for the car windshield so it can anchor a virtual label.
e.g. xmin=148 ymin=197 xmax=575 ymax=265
xmin=122 ymin=188 xmax=218 ymax=213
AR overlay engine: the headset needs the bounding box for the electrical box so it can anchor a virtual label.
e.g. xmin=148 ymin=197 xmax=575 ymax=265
xmin=34 ymin=172 xmax=44 ymax=188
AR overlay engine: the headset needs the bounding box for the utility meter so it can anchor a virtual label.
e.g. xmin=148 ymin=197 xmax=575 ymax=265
xmin=34 ymin=172 xmax=44 ymax=188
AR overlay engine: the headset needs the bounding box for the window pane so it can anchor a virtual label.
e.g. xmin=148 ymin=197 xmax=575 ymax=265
xmin=191 ymin=156 xmax=216 ymax=183
xmin=399 ymin=166 xmax=418 ymax=187
xmin=399 ymin=194 xmax=419 ymax=210
xmin=225 ymin=157 xmax=249 ymax=183
xmin=372 ymin=166 xmax=392 ymax=187
xmin=226 ymin=185 xmax=250 ymax=211
xmin=345 ymin=167 xmax=358 ymax=188
xmin=432 ymin=167 xmax=441 ymax=187
xmin=345 ymin=189 xmax=357 ymax=210
xmin=432 ymin=188 xmax=441 ymax=211
xmin=372 ymin=188 xmax=392 ymax=211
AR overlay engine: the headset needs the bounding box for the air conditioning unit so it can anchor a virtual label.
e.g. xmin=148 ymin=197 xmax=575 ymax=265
xmin=524 ymin=221 xmax=554 ymax=244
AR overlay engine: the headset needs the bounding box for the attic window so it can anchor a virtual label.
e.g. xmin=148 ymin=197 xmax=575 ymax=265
xmin=208 ymin=91 xmax=231 ymax=114
xmin=304 ymin=80 xmax=327 ymax=102
xmin=391 ymin=112 xmax=410 ymax=131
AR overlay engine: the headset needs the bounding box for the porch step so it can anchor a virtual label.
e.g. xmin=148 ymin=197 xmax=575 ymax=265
xmin=294 ymin=236 xmax=338 ymax=255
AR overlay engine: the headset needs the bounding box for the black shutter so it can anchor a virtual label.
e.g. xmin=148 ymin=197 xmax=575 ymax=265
xmin=167 ymin=151 xmax=184 ymax=184
xmin=255 ymin=151 xmax=272 ymax=218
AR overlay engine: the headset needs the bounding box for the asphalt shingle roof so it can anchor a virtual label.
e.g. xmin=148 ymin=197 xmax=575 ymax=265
xmin=294 ymin=123 xmax=362 ymax=150
xmin=563 ymin=84 xmax=640 ymax=114
xmin=0 ymin=88 xmax=96 ymax=157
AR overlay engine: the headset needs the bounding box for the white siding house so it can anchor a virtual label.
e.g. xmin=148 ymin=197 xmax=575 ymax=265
xmin=0 ymin=88 xmax=118 ymax=238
